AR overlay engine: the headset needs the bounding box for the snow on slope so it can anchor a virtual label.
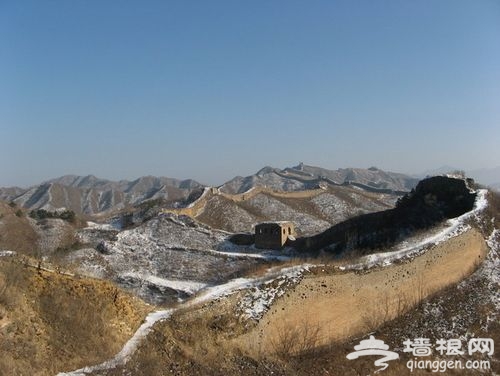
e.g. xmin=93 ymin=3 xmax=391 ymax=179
xmin=389 ymin=201 xmax=499 ymax=344
xmin=206 ymin=247 xmax=291 ymax=261
xmin=0 ymin=250 xmax=15 ymax=257
xmin=57 ymin=309 xmax=174 ymax=376
xmin=219 ymin=165 xmax=418 ymax=194
xmin=119 ymin=272 xmax=208 ymax=296
xmin=311 ymin=193 xmax=354 ymax=223
xmin=347 ymin=190 xmax=396 ymax=211
xmin=246 ymin=193 xmax=331 ymax=235
xmin=57 ymin=189 xmax=492 ymax=375
xmin=237 ymin=265 xmax=310 ymax=321
xmin=474 ymin=227 xmax=500 ymax=313
xmin=85 ymin=221 xmax=119 ymax=231
xmin=338 ymin=189 xmax=488 ymax=271
xmin=196 ymin=185 xmax=400 ymax=235
xmin=196 ymin=194 xmax=258 ymax=233
xmin=58 ymin=264 xmax=313 ymax=376
xmin=69 ymin=214 xmax=281 ymax=304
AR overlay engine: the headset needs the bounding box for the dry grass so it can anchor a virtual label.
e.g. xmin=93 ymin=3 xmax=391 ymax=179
xmin=0 ymin=202 xmax=39 ymax=256
xmin=359 ymin=272 xmax=429 ymax=333
xmin=111 ymin=225 xmax=493 ymax=376
xmin=126 ymin=302 xmax=247 ymax=376
xmin=0 ymin=256 xmax=149 ymax=376
xmin=271 ymin=319 xmax=321 ymax=359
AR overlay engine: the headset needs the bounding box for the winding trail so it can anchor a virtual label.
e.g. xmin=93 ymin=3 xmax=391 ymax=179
xmin=57 ymin=264 xmax=312 ymax=375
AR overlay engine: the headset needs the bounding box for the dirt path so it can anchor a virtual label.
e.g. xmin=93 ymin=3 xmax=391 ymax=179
xmin=240 ymin=228 xmax=487 ymax=355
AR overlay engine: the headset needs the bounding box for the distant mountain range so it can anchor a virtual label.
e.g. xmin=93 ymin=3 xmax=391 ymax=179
xmin=220 ymin=164 xmax=419 ymax=194
xmin=0 ymin=175 xmax=202 ymax=216
xmin=0 ymin=164 xmax=422 ymax=216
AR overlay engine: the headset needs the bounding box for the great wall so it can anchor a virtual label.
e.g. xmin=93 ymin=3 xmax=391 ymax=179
xmin=161 ymin=185 xmax=329 ymax=218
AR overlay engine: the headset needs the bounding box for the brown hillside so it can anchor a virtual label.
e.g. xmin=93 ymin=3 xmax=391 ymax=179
xmin=194 ymin=186 xmax=395 ymax=235
xmin=240 ymin=228 xmax=487 ymax=354
xmin=112 ymin=228 xmax=489 ymax=376
xmin=0 ymin=201 xmax=39 ymax=255
xmin=0 ymin=256 xmax=150 ymax=375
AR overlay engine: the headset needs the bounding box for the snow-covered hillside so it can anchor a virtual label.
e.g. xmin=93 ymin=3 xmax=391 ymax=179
xmin=69 ymin=214 xmax=280 ymax=304
xmin=57 ymin=185 xmax=499 ymax=376
xmin=220 ymin=164 xmax=418 ymax=194
xmin=196 ymin=189 xmax=396 ymax=235
xmin=0 ymin=175 xmax=203 ymax=216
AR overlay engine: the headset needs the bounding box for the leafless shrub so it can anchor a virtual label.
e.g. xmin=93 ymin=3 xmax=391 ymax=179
xmin=361 ymin=290 xmax=416 ymax=333
xmin=271 ymin=319 xmax=321 ymax=358
xmin=412 ymin=272 xmax=428 ymax=304
xmin=395 ymin=293 xmax=412 ymax=316
xmin=362 ymin=292 xmax=392 ymax=331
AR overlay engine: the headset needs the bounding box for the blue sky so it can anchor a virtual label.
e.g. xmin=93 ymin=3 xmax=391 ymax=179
xmin=1 ymin=1 xmax=499 ymax=187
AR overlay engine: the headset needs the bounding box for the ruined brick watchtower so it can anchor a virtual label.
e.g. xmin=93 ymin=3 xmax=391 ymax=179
xmin=254 ymin=221 xmax=296 ymax=250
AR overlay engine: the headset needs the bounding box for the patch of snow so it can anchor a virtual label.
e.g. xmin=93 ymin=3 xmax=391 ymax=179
xmin=238 ymin=265 xmax=310 ymax=321
xmin=248 ymin=193 xmax=330 ymax=235
xmin=485 ymin=228 xmax=500 ymax=286
xmin=473 ymin=227 xmax=500 ymax=316
xmin=58 ymin=263 xmax=313 ymax=375
xmin=0 ymin=250 xmax=15 ymax=257
xmin=312 ymin=193 xmax=351 ymax=223
xmin=85 ymin=221 xmax=116 ymax=231
xmin=191 ymin=277 xmax=255 ymax=305
xmin=163 ymin=214 xmax=187 ymax=227
xmin=186 ymin=187 xmax=210 ymax=208
xmin=192 ymin=264 xmax=311 ymax=307
xmin=240 ymin=186 xmax=256 ymax=195
xmin=120 ymin=272 xmax=208 ymax=295
xmin=206 ymin=247 xmax=291 ymax=261
xmin=57 ymin=309 xmax=174 ymax=376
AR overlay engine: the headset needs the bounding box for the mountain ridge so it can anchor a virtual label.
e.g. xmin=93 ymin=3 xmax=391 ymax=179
xmin=0 ymin=174 xmax=204 ymax=216
xmin=0 ymin=165 xmax=419 ymax=216
xmin=219 ymin=164 xmax=419 ymax=194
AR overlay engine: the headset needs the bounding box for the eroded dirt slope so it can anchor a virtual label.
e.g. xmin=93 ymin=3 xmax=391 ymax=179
xmin=0 ymin=256 xmax=150 ymax=375
xmin=240 ymin=229 xmax=487 ymax=354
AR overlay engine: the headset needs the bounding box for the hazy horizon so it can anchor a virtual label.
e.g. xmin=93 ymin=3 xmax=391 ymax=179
xmin=2 ymin=1 xmax=499 ymax=187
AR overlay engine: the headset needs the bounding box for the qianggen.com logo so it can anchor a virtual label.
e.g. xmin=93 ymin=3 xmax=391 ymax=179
xmin=346 ymin=335 xmax=493 ymax=373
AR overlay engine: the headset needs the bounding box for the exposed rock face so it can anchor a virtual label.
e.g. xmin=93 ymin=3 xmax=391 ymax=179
xmin=294 ymin=176 xmax=477 ymax=254
xmin=397 ymin=175 xmax=476 ymax=219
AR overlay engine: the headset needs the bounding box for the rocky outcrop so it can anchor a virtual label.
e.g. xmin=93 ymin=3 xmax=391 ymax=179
xmin=294 ymin=176 xmax=477 ymax=254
